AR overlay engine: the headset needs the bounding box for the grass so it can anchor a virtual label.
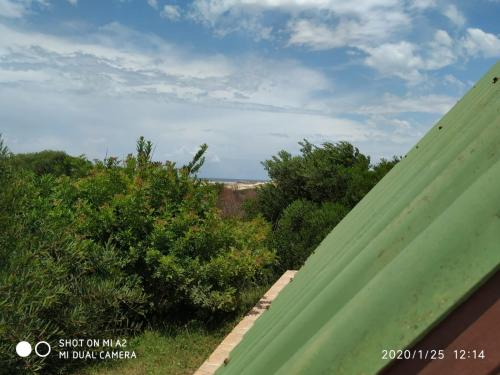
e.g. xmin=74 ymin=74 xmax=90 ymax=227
xmin=77 ymin=285 xmax=270 ymax=375
xmin=77 ymin=324 xmax=232 ymax=375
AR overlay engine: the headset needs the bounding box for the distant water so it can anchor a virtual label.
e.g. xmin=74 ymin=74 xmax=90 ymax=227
xmin=202 ymin=177 xmax=269 ymax=184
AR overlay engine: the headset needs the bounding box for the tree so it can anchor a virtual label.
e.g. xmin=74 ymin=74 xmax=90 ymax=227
xmin=251 ymin=139 xmax=399 ymax=271
xmin=256 ymin=140 xmax=379 ymax=225
xmin=9 ymin=150 xmax=92 ymax=177
xmin=272 ymin=200 xmax=348 ymax=271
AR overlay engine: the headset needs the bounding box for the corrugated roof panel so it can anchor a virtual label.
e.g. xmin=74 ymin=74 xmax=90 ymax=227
xmin=216 ymin=61 xmax=500 ymax=375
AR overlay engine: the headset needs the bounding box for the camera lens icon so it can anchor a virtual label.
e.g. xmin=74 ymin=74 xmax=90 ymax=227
xmin=35 ymin=341 xmax=51 ymax=357
xmin=16 ymin=341 xmax=51 ymax=358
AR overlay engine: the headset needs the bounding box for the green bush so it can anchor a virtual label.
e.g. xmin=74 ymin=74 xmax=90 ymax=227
xmin=0 ymin=161 xmax=146 ymax=374
xmin=0 ymin=137 xmax=275 ymax=374
xmin=272 ymin=200 xmax=348 ymax=271
xmin=250 ymin=140 xmax=399 ymax=271
xmin=66 ymin=145 xmax=274 ymax=319
xmin=255 ymin=140 xmax=380 ymax=224
xmin=9 ymin=150 xmax=92 ymax=177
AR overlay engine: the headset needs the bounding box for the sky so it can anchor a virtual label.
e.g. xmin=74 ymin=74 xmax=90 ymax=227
xmin=0 ymin=0 xmax=499 ymax=179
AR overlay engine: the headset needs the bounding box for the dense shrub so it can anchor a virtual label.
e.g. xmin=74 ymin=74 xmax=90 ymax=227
xmin=249 ymin=140 xmax=399 ymax=271
xmin=0 ymin=157 xmax=147 ymax=374
xmin=65 ymin=140 xmax=274 ymax=318
xmin=0 ymin=137 xmax=274 ymax=374
xmin=255 ymin=140 xmax=392 ymax=224
xmin=9 ymin=150 xmax=92 ymax=177
xmin=272 ymin=200 xmax=348 ymax=271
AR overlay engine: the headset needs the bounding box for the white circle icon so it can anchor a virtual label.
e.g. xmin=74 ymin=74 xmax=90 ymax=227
xmin=16 ymin=341 xmax=32 ymax=357
xmin=35 ymin=341 xmax=51 ymax=358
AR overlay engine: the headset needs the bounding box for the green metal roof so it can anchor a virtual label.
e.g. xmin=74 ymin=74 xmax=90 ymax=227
xmin=216 ymin=61 xmax=500 ymax=375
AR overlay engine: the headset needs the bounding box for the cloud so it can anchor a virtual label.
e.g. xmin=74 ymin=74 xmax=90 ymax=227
xmin=287 ymin=10 xmax=410 ymax=51
xmin=360 ymin=28 xmax=463 ymax=82
xmin=147 ymin=0 xmax=158 ymax=9
xmin=363 ymin=41 xmax=424 ymax=82
xmin=0 ymin=0 xmax=49 ymax=18
xmin=0 ymin=0 xmax=28 ymax=18
xmin=462 ymin=28 xmax=500 ymax=58
xmin=187 ymin=0 xmax=459 ymax=83
xmin=358 ymin=93 xmax=457 ymax=115
xmin=443 ymin=74 xmax=466 ymax=91
xmin=0 ymin=68 xmax=51 ymax=83
xmin=0 ymin=83 xmax=384 ymax=178
xmin=190 ymin=0 xmax=403 ymax=21
xmin=409 ymin=0 xmax=436 ymax=10
xmin=0 ymin=21 xmax=332 ymax=116
xmin=186 ymin=0 xmax=497 ymax=84
xmin=190 ymin=0 xmax=408 ymax=43
xmin=443 ymin=4 xmax=465 ymax=27
xmin=2 ymin=3 xmax=497 ymax=178
xmin=161 ymin=4 xmax=181 ymax=21
xmin=424 ymin=29 xmax=456 ymax=69
xmin=68 ymin=0 xmax=77 ymax=6
xmin=0 ymin=17 xmax=444 ymax=177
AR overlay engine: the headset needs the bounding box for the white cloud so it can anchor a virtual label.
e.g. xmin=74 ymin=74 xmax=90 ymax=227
xmin=161 ymin=4 xmax=181 ymax=20
xmin=443 ymin=74 xmax=466 ymax=91
xmin=0 ymin=22 xmax=332 ymax=115
xmin=0 ymin=0 xmax=28 ymax=18
xmin=68 ymin=0 xmax=77 ymax=6
xmin=288 ymin=8 xmax=410 ymax=51
xmin=358 ymin=93 xmax=457 ymax=115
xmin=288 ymin=19 xmax=345 ymax=50
xmin=410 ymin=0 xmax=436 ymax=10
xmin=0 ymin=68 xmax=51 ymax=82
xmin=190 ymin=0 xmax=402 ymax=21
xmin=147 ymin=0 xmax=158 ymax=9
xmin=2 ymin=3 xmax=497 ymax=177
xmin=186 ymin=0 xmax=497 ymax=85
xmin=363 ymin=41 xmax=424 ymax=82
xmin=0 ymin=0 xmax=49 ymax=18
xmin=0 ymin=18 xmax=443 ymax=176
xmin=424 ymin=29 xmax=456 ymax=69
xmin=190 ymin=0 xmax=408 ymax=45
xmin=359 ymin=29 xmax=463 ymax=83
xmin=462 ymin=28 xmax=500 ymax=58
xmin=443 ymin=4 xmax=466 ymax=27
xmin=0 ymin=84 xmax=384 ymax=178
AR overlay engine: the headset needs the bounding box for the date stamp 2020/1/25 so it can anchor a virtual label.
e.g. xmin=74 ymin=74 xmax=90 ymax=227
xmin=382 ymin=349 xmax=486 ymax=361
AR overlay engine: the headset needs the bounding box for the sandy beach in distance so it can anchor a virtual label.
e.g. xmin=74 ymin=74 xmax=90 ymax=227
xmin=206 ymin=179 xmax=268 ymax=190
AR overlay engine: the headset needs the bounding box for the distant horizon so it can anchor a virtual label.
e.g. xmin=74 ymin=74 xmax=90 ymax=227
xmin=4 ymin=139 xmax=403 ymax=181
xmin=202 ymin=177 xmax=269 ymax=183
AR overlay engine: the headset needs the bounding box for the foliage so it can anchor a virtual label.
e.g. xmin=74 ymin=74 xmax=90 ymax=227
xmin=0 ymin=134 xmax=9 ymax=158
xmin=251 ymin=140 xmax=399 ymax=271
xmin=9 ymin=150 xmax=92 ymax=177
xmin=256 ymin=140 xmax=374 ymax=223
xmin=69 ymin=152 xmax=274 ymax=319
xmin=0 ymin=162 xmax=146 ymax=374
xmin=0 ymin=137 xmax=274 ymax=374
xmin=272 ymin=200 xmax=348 ymax=271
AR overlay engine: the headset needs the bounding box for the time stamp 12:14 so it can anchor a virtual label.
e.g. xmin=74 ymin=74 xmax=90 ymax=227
xmin=381 ymin=349 xmax=486 ymax=360
xmin=454 ymin=349 xmax=486 ymax=360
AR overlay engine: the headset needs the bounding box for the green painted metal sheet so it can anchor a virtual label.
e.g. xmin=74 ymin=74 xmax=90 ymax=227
xmin=216 ymin=61 xmax=500 ymax=375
